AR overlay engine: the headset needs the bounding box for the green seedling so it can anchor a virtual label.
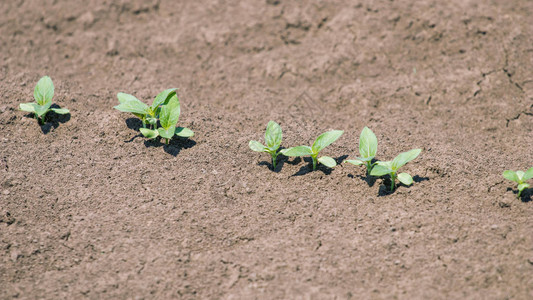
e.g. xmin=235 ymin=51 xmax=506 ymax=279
xmin=249 ymin=121 xmax=283 ymax=169
xmin=281 ymin=130 xmax=343 ymax=171
xmin=114 ymin=88 xmax=177 ymax=129
xmin=370 ymin=148 xmax=421 ymax=191
xmin=137 ymin=94 xmax=194 ymax=144
xmin=19 ymin=76 xmax=69 ymax=124
xmin=503 ymin=168 xmax=533 ymax=198
xmin=345 ymin=126 xmax=378 ymax=173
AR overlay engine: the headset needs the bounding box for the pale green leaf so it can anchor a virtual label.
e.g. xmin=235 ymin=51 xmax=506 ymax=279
xmin=34 ymin=103 xmax=52 ymax=118
xmin=249 ymin=140 xmax=266 ymax=152
xmin=158 ymin=127 xmax=176 ymax=139
xmin=34 ymin=76 xmax=54 ymax=105
xmin=159 ymin=95 xmax=180 ymax=129
xmin=370 ymin=164 xmax=392 ymax=176
xmin=345 ymin=159 xmax=363 ymax=166
xmin=281 ymin=146 xmax=314 ymax=157
xmin=19 ymin=103 xmax=36 ymax=113
xmin=265 ymin=121 xmax=282 ymax=150
xmin=151 ymin=88 xmax=177 ymax=110
xmin=397 ymin=172 xmax=413 ymax=185
xmin=50 ymin=108 xmax=69 ymax=114
xmin=175 ymin=127 xmax=194 ymax=138
xmin=140 ymin=128 xmax=159 ymax=139
xmin=117 ymin=92 xmax=140 ymax=104
xmin=318 ymin=156 xmax=336 ymax=168
xmin=523 ymin=167 xmax=533 ymax=181
xmin=377 ymin=160 xmax=393 ymax=169
xmin=503 ymin=170 xmax=518 ymax=182
xmin=356 ymin=156 xmax=373 ymax=162
xmin=312 ymin=130 xmax=343 ymax=153
xmin=359 ymin=126 xmax=377 ymax=159
xmin=516 ymin=171 xmax=525 ymax=181
xmin=392 ymin=148 xmax=422 ymax=170
xmin=517 ymin=183 xmax=530 ymax=191
xmin=114 ymin=100 xmax=149 ymax=115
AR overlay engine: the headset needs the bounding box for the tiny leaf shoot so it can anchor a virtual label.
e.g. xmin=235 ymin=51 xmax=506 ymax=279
xmin=370 ymin=148 xmax=421 ymax=191
xmin=281 ymin=130 xmax=343 ymax=171
xmin=19 ymin=76 xmax=70 ymax=124
xmin=114 ymin=88 xmax=177 ymax=129
xmin=249 ymin=121 xmax=283 ymax=169
xmin=345 ymin=126 xmax=378 ymax=173
xmin=503 ymin=167 xmax=533 ymax=198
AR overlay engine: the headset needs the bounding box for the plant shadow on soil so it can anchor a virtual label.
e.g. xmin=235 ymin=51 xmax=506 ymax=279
xmin=26 ymin=104 xmax=71 ymax=134
xmin=507 ymin=187 xmax=532 ymax=203
xmin=288 ymin=155 xmax=349 ymax=176
xmin=377 ymin=175 xmax=430 ymax=197
xmin=143 ymin=137 xmax=196 ymax=157
xmin=257 ymin=154 xmax=289 ymax=173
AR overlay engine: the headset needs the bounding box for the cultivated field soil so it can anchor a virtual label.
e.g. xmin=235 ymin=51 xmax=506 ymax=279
xmin=1 ymin=0 xmax=532 ymax=299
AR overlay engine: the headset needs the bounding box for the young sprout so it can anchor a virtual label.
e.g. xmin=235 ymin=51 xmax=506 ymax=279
xmin=370 ymin=149 xmax=421 ymax=191
xmin=503 ymin=168 xmax=533 ymax=198
xmin=249 ymin=121 xmax=283 ymax=169
xmin=19 ymin=76 xmax=70 ymax=124
xmin=281 ymin=130 xmax=343 ymax=171
xmin=345 ymin=126 xmax=378 ymax=174
xmin=138 ymin=94 xmax=194 ymax=144
xmin=114 ymin=88 xmax=177 ymax=129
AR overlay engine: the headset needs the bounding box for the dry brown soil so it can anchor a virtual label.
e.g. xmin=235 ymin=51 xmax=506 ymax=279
xmin=1 ymin=0 xmax=532 ymax=299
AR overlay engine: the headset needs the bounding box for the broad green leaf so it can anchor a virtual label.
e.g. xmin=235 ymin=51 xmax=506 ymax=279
xmin=265 ymin=121 xmax=282 ymax=150
xmin=158 ymin=127 xmax=176 ymax=139
xmin=312 ymin=130 xmax=344 ymax=153
xmin=356 ymin=156 xmax=373 ymax=162
xmin=50 ymin=108 xmax=69 ymax=114
xmin=397 ymin=172 xmax=413 ymax=185
xmin=318 ymin=156 xmax=336 ymax=168
xmin=117 ymin=92 xmax=141 ymax=104
xmin=345 ymin=159 xmax=363 ymax=166
xmin=175 ymin=127 xmax=194 ymax=137
xmin=392 ymin=148 xmax=422 ymax=170
xmin=34 ymin=76 xmax=54 ymax=105
xmin=359 ymin=127 xmax=377 ymax=158
xmin=249 ymin=140 xmax=266 ymax=152
xmin=518 ymin=183 xmax=530 ymax=191
xmin=377 ymin=160 xmax=393 ymax=169
xmin=34 ymin=102 xmax=52 ymax=118
xmin=523 ymin=167 xmax=533 ymax=181
xmin=19 ymin=103 xmax=36 ymax=113
xmin=516 ymin=171 xmax=525 ymax=181
xmin=503 ymin=170 xmax=518 ymax=182
xmin=159 ymin=95 xmax=180 ymax=130
xmin=114 ymin=100 xmax=149 ymax=115
xmin=370 ymin=164 xmax=392 ymax=176
xmin=151 ymin=88 xmax=177 ymax=110
xmin=281 ymin=146 xmax=314 ymax=157
xmin=140 ymin=128 xmax=159 ymax=139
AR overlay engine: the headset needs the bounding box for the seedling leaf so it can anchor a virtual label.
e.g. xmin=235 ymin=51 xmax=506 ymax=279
xmin=312 ymin=130 xmax=344 ymax=153
xmin=518 ymin=183 xmax=530 ymax=191
xmin=265 ymin=121 xmax=282 ymax=150
xmin=158 ymin=127 xmax=176 ymax=139
xmin=502 ymin=170 xmax=518 ymax=182
xmin=345 ymin=159 xmax=364 ymax=166
xmin=359 ymin=126 xmax=377 ymax=158
xmin=175 ymin=127 xmax=194 ymax=137
xmin=114 ymin=99 xmax=149 ymax=115
xmin=281 ymin=146 xmax=314 ymax=157
xmin=140 ymin=128 xmax=159 ymax=139
xmin=370 ymin=164 xmax=392 ymax=176
xmin=50 ymin=108 xmax=70 ymax=114
xmin=523 ymin=167 xmax=533 ymax=181
xmin=117 ymin=92 xmax=141 ymax=104
xmin=249 ymin=140 xmax=266 ymax=152
xmin=318 ymin=156 xmax=336 ymax=168
xmin=397 ymin=172 xmax=413 ymax=185
xmin=34 ymin=102 xmax=52 ymax=118
xmin=34 ymin=76 xmax=54 ymax=105
xmin=152 ymin=88 xmax=177 ymax=110
xmin=516 ymin=171 xmax=525 ymax=181
xmin=159 ymin=95 xmax=180 ymax=130
xmin=392 ymin=148 xmax=422 ymax=170
xmin=19 ymin=103 xmax=36 ymax=113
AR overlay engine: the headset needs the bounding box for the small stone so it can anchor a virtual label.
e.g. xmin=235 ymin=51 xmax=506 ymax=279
xmin=394 ymin=260 xmax=401 ymax=265
xmin=2 ymin=190 xmax=9 ymax=195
